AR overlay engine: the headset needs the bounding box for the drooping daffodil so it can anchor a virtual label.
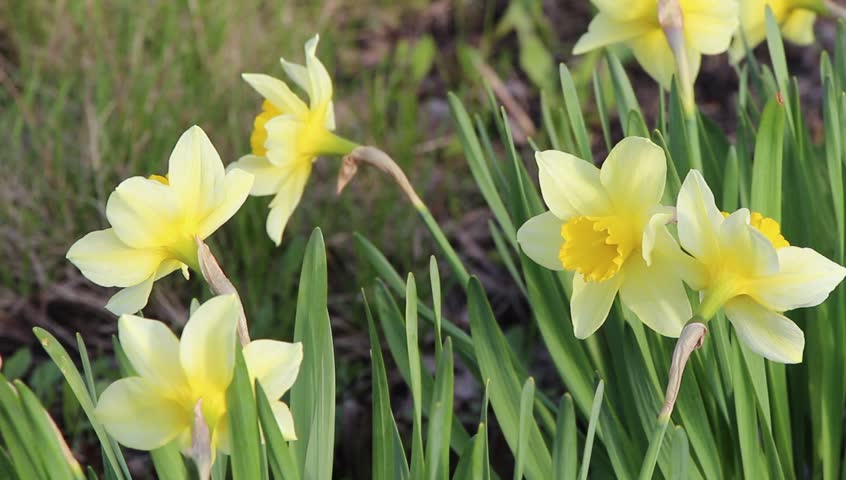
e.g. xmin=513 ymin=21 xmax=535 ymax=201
xmin=675 ymin=170 xmax=846 ymax=363
xmin=573 ymin=0 xmax=738 ymax=91
xmin=517 ymin=137 xmax=692 ymax=339
xmin=730 ymin=0 xmax=818 ymax=62
xmin=95 ymin=294 xmax=302 ymax=454
xmin=229 ymin=34 xmax=358 ymax=245
xmin=66 ymin=126 xmax=254 ymax=315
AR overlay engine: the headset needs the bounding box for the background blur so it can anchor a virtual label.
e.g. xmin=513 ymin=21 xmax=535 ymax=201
xmin=0 ymin=0 xmax=837 ymax=477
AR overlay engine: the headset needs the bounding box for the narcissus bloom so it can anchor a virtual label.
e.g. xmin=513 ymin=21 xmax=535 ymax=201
xmin=573 ymin=0 xmax=738 ymax=90
xmin=66 ymin=126 xmax=253 ymax=315
xmin=675 ymin=170 xmax=846 ymax=363
xmin=230 ymin=34 xmax=357 ymax=245
xmin=96 ymin=295 xmax=302 ymax=454
xmin=730 ymin=0 xmax=817 ymax=61
xmin=517 ymin=137 xmax=691 ymax=339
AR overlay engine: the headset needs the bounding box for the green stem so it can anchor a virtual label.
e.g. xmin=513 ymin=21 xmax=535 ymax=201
xmin=686 ymin=113 xmax=703 ymax=172
xmin=417 ymin=204 xmax=471 ymax=288
xmin=321 ymin=132 xmax=360 ymax=156
xmin=639 ymin=413 xmax=670 ymax=480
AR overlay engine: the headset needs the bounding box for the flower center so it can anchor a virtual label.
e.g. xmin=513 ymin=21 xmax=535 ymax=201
xmin=721 ymin=211 xmax=789 ymax=249
xmin=559 ymin=215 xmax=637 ymax=282
xmin=250 ymin=100 xmax=283 ymax=157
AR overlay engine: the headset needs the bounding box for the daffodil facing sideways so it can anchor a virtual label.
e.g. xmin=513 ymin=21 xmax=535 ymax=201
xmin=572 ymin=0 xmax=738 ymax=92
xmin=730 ymin=0 xmax=823 ymax=62
xmin=230 ymin=34 xmax=359 ymax=245
xmin=66 ymin=126 xmax=254 ymax=315
xmin=95 ymin=294 xmax=302 ymax=456
xmin=675 ymin=170 xmax=846 ymax=363
xmin=517 ymin=137 xmax=692 ymax=339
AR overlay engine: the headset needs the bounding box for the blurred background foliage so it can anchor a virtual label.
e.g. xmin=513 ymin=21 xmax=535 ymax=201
xmin=0 ymin=0 xmax=838 ymax=477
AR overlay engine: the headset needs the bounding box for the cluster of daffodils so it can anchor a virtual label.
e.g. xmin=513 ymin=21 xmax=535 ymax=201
xmin=573 ymin=0 xmax=823 ymax=104
xmin=66 ymin=36 xmax=354 ymax=460
xmin=518 ymin=137 xmax=846 ymax=363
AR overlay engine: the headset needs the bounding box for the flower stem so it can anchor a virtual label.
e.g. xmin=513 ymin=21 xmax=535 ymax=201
xmin=337 ymin=146 xmax=471 ymax=287
xmin=640 ymin=321 xmax=708 ymax=478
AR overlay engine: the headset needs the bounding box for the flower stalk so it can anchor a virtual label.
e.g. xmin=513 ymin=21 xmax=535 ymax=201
xmin=337 ymin=145 xmax=471 ymax=287
xmin=196 ymin=238 xmax=250 ymax=346
xmin=640 ymin=321 xmax=707 ymax=479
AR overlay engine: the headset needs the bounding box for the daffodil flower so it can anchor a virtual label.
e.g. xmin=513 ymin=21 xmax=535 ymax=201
xmin=675 ymin=170 xmax=846 ymax=363
xmin=517 ymin=137 xmax=691 ymax=339
xmin=730 ymin=0 xmax=818 ymax=62
xmin=66 ymin=126 xmax=254 ymax=315
xmin=230 ymin=34 xmax=358 ymax=245
xmin=573 ymin=0 xmax=738 ymax=90
xmin=95 ymin=294 xmax=302 ymax=454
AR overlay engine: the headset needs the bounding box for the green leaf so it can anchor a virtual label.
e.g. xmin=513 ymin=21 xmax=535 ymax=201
xmin=750 ymin=96 xmax=785 ymax=221
xmin=514 ymin=378 xmax=536 ymax=480
xmin=256 ymin=383 xmax=300 ymax=480
xmin=33 ymin=329 xmax=128 ymax=480
xmin=406 ymin=274 xmax=426 ymax=480
xmin=425 ymin=338 xmax=454 ymax=480
xmin=227 ymin=346 xmax=262 ymax=480
xmin=559 ymin=63 xmax=592 ymax=162
xmin=670 ymin=427 xmax=689 ymax=480
xmin=552 ymin=395 xmax=578 ymax=480
xmin=578 ymin=380 xmax=604 ymax=480
xmin=467 ymin=277 xmax=551 ymax=479
xmin=365 ymin=292 xmax=409 ymax=480
xmin=290 ymin=229 xmax=336 ymax=480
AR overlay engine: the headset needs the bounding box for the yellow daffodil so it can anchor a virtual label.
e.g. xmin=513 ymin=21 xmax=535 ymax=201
xmin=95 ymin=294 xmax=302 ymax=454
xmin=730 ymin=0 xmax=818 ymax=62
xmin=573 ymin=0 xmax=738 ymax=90
xmin=517 ymin=137 xmax=691 ymax=338
xmin=66 ymin=126 xmax=254 ymax=315
xmin=230 ymin=34 xmax=358 ymax=245
xmin=675 ymin=170 xmax=846 ymax=362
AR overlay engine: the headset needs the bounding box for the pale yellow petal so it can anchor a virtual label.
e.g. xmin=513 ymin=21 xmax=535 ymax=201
xmin=724 ymin=296 xmax=804 ymax=363
xmin=105 ymin=273 xmax=156 ymax=315
xmin=228 ymin=155 xmax=286 ymax=196
xmin=106 ymin=177 xmax=182 ymax=248
xmin=629 ymin=28 xmax=676 ymax=90
xmin=599 ymin=137 xmax=666 ymax=218
xmin=781 ymin=9 xmax=815 ymax=45
xmin=570 ymin=274 xmax=623 ymax=339
xmin=196 ymin=168 xmax=254 ymax=239
xmin=118 ymin=315 xmax=188 ymax=394
xmin=643 ymin=208 xmax=710 ymax=290
xmin=265 ymin=166 xmax=311 ymax=246
xmin=212 ymin=413 xmax=231 ymax=455
xmin=304 ymin=34 xmax=333 ymax=109
xmin=271 ymin=401 xmax=297 ymax=441
xmin=179 ymin=295 xmax=240 ymax=397
xmin=96 ymin=377 xmax=190 ymax=451
xmin=750 ymin=246 xmax=846 ymax=311
xmin=681 ymin=0 xmax=739 ymax=54
xmin=517 ymin=211 xmax=566 ymax=271
xmin=243 ymin=340 xmax=303 ymax=399
xmin=166 ymin=126 xmax=226 ymax=226
xmin=241 ymin=73 xmax=308 ymax=117
xmin=619 ymin=255 xmax=690 ymax=337
xmin=718 ymin=209 xmax=779 ymax=276
xmin=67 ymin=229 xmax=167 ymax=287
xmin=280 ymin=59 xmax=310 ymax=96
xmin=572 ymin=12 xmax=653 ymax=55
xmin=535 ymin=150 xmax=611 ymax=218
xmin=677 ymin=170 xmax=723 ymax=264
xmin=104 ymin=260 xmax=181 ymax=315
